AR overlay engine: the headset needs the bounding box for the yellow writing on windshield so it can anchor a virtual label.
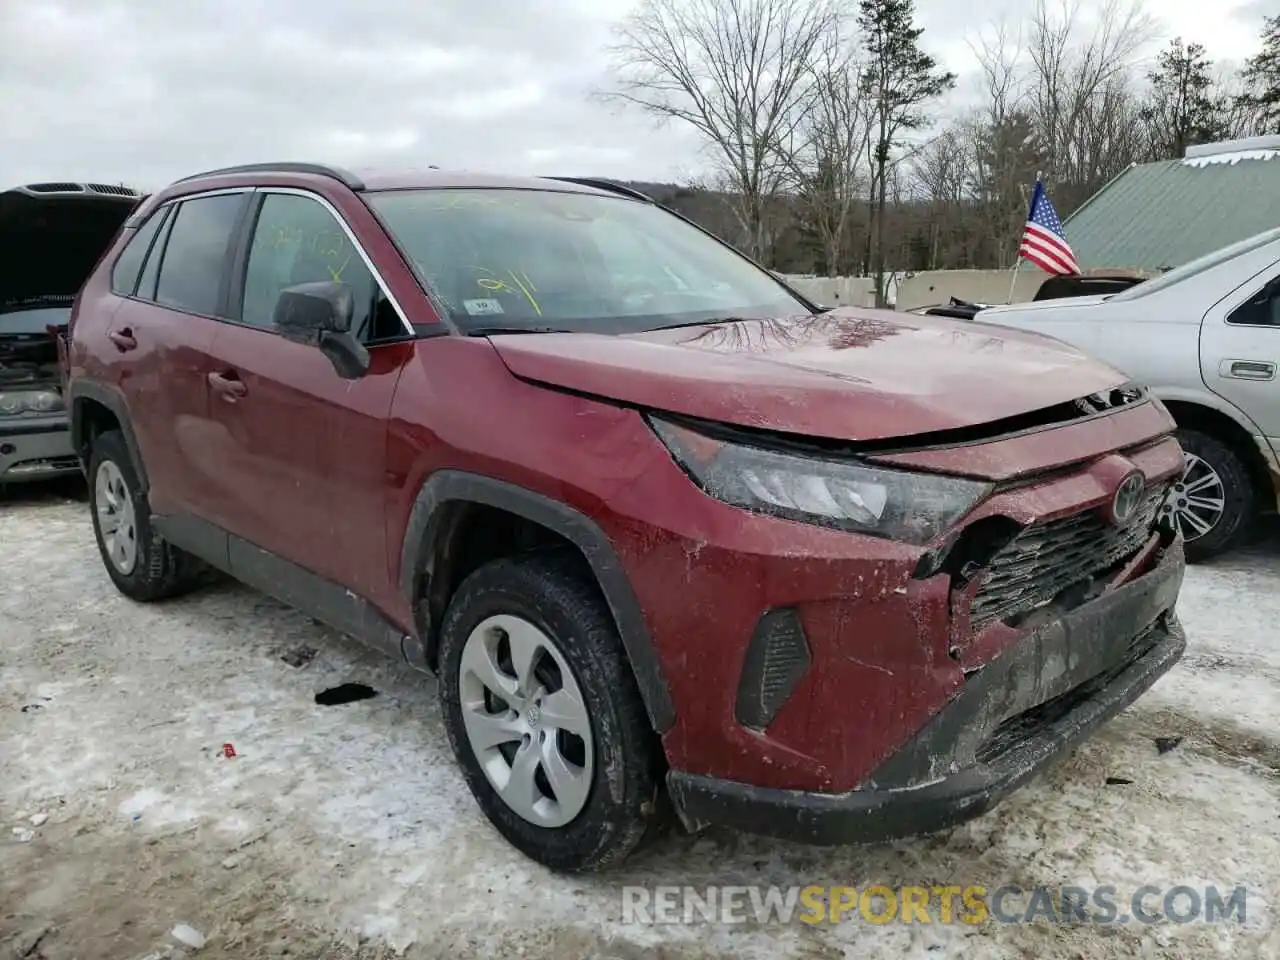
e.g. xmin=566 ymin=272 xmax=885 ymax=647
xmin=468 ymin=265 xmax=542 ymax=316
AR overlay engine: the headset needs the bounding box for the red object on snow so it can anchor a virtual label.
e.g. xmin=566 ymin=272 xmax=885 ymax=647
xmin=222 ymin=743 xmax=237 ymax=758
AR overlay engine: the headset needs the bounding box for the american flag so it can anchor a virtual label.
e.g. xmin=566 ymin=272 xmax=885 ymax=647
xmin=1018 ymin=180 xmax=1080 ymax=276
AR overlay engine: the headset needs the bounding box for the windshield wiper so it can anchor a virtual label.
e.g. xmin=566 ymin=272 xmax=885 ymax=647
xmin=653 ymin=316 xmax=752 ymax=331
xmin=465 ymin=325 xmax=569 ymax=337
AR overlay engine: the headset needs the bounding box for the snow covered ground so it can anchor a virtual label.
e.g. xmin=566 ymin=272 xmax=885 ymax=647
xmin=2 ymin=481 xmax=1278 ymax=959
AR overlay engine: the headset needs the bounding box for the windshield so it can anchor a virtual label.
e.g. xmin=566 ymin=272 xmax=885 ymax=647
xmin=366 ymin=188 xmax=810 ymax=333
xmin=0 ymin=305 xmax=70 ymax=334
xmin=1109 ymin=227 xmax=1280 ymax=302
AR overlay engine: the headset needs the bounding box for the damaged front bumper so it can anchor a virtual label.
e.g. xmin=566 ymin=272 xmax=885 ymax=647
xmin=666 ymin=541 xmax=1186 ymax=845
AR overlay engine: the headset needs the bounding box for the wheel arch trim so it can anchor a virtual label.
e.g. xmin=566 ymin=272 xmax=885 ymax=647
xmin=399 ymin=470 xmax=676 ymax=733
xmin=67 ymin=381 xmax=148 ymax=492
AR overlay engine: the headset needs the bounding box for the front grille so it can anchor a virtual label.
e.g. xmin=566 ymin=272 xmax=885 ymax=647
xmin=969 ymin=483 xmax=1169 ymax=631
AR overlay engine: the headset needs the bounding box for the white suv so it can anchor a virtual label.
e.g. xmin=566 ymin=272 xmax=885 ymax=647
xmin=979 ymin=229 xmax=1280 ymax=561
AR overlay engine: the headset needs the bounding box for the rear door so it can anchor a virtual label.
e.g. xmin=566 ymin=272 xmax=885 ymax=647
xmin=108 ymin=190 xmax=250 ymax=519
xmin=200 ymin=188 xmax=415 ymax=615
xmin=1199 ymin=260 xmax=1280 ymax=447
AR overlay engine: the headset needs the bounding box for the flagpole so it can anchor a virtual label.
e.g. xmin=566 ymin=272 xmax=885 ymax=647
xmin=1007 ymin=172 xmax=1043 ymax=304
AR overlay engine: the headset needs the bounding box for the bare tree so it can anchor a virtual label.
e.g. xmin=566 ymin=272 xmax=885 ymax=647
xmin=965 ymin=21 xmax=1043 ymax=265
xmin=780 ymin=29 xmax=873 ymax=275
xmin=910 ymin=127 xmax=970 ymax=205
xmin=1026 ymin=0 xmax=1155 ymax=207
xmin=909 ymin=124 xmax=975 ymax=269
xmin=1214 ymin=69 xmax=1271 ymax=139
xmin=970 ymin=19 xmax=1026 ymax=128
xmin=605 ymin=0 xmax=840 ymax=263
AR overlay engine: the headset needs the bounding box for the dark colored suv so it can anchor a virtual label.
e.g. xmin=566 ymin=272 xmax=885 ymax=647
xmin=66 ymin=163 xmax=1188 ymax=871
xmin=1 ymin=182 xmax=140 ymax=483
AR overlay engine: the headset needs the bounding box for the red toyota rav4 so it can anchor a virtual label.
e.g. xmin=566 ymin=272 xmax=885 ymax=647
xmin=66 ymin=163 xmax=1187 ymax=871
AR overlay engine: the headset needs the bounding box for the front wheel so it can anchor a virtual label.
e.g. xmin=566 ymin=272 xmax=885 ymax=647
xmin=1173 ymin=428 xmax=1255 ymax=562
xmin=437 ymin=551 xmax=661 ymax=872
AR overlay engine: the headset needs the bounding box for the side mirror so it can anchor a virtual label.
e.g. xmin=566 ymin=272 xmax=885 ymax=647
xmin=272 ymin=281 xmax=370 ymax=380
xmin=274 ymin=281 xmax=353 ymax=342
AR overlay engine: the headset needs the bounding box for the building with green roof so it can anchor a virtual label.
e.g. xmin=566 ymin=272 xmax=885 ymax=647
xmin=1059 ymin=135 xmax=1280 ymax=273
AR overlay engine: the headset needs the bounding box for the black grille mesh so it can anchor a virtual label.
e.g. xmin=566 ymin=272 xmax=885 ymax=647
xmin=734 ymin=608 xmax=811 ymax=730
xmin=87 ymin=183 xmax=140 ymax=197
xmin=969 ymin=483 xmax=1169 ymax=631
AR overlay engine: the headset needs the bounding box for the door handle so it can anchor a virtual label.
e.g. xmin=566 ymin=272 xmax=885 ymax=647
xmin=107 ymin=328 xmax=137 ymax=352
xmin=1220 ymin=359 xmax=1276 ymax=381
xmin=207 ymin=371 xmax=248 ymax=401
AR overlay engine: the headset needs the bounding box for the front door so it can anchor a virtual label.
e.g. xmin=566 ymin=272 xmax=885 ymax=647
xmin=202 ymin=189 xmax=415 ymax=619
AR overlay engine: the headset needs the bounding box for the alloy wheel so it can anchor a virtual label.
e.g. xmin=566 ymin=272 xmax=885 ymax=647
xmin=1172 ymin=452 xmax=1226 ymax=542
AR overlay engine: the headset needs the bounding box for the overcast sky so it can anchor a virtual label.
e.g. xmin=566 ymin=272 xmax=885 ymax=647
xmin=0 ymin=0 xmax=1270 ymax=191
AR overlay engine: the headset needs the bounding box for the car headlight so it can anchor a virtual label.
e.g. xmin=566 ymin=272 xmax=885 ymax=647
xmin=649 ymin=416 xmax=992 ymax=545
xmin=0 ymin=390 xmax=65 ymax=416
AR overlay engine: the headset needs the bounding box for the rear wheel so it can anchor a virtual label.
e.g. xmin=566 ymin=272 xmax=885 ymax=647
xmin=437 ymin=551 xmax=661 ymax=872
xmin=88 ymin=430 xmax=203 ymax=601
xmin=1173 ymin=428 xmax=1255 ymax=562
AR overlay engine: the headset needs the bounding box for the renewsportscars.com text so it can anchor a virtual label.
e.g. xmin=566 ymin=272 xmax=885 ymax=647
xmin=622 ymin=884 xmax=1250 ymax=926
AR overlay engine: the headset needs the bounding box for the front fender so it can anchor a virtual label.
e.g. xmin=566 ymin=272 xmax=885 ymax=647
xmin=397 ymin=469 xmax=676 ymax=733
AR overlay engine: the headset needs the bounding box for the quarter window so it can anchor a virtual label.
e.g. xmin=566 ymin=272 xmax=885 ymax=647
xmin=1228 ymin=274 xmax=1280 ymax=327
xmin=154 ymin=194 xmax=245 ymax=316
xmin=136 ymin=206 xmax=175 ymax=302
xmin=110 ymin=207 xmax=168 ymax=296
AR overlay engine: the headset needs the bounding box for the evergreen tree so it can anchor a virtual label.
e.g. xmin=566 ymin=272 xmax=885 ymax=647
xmin=1141 ymin=39 xmax=1224 ymax=159
xmin=1241 ymin=16 xmax=1280 ymax=132
xmin=858 ymin=0 xmax=955 ymax=306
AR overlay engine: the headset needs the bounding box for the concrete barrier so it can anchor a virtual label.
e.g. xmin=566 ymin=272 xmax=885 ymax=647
xmin=894 ymin=269 xmax=1052 ymax=311
xmin=783 ymin=275 xmax=877 ymax=308
xmin=781 ymin=271 xmax=1044 ymax=312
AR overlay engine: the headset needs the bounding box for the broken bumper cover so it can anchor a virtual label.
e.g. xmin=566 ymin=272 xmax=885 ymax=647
xmin=666 ymin=543 xmax=1187 ymax=845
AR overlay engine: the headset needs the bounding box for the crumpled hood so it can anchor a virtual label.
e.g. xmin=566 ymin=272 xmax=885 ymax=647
xmin=489 ymin=308 xmax=1132 ymax=443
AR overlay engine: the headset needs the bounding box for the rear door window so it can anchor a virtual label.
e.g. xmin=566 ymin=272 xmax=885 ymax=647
xmin=110 ymin=207 xmax=168 ymax=297
xmin=154 ymin=194 xmax=246 ymax=316
xmin=137 ymin=206 xmax=176 ymax=302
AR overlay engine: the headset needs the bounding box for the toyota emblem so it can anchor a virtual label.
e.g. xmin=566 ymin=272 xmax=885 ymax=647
xmin=1109 ymin=471 xmax=1146 ymax=525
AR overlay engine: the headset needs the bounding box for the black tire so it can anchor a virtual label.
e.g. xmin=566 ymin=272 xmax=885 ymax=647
xmin=438 ymin=551 xmax=661 ymax=872
xmin=87 ymin=430 xmax=204 ymax=602
xmin=1174 ymin=427 xmax=1255 ymax=563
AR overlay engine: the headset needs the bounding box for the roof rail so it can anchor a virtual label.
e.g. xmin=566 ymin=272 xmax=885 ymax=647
xmin=546 ymin=177 xmax=653 ymax=202
xmin=173 ymin=162 xmax=366 ymax=191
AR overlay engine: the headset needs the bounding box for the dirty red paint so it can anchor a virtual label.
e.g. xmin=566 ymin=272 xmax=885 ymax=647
xmin=67 ymin=166 xmax=1185 ymax=804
